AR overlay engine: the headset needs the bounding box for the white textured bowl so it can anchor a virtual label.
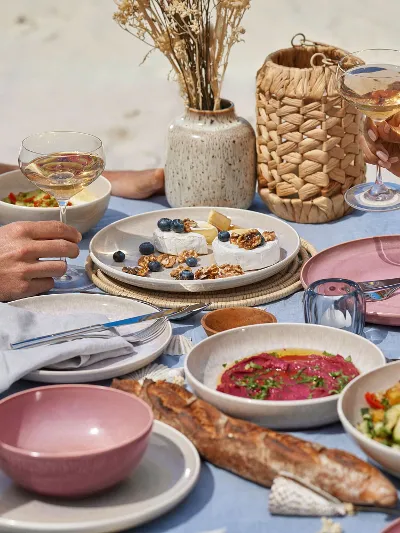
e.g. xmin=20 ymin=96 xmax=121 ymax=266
xmin=0 ymin=170 xmax=111 ymax=234
xmin=185 ymin=323 xmax=386 ymax=430
xmin=338 ymin=362 xmax=400 ymax=478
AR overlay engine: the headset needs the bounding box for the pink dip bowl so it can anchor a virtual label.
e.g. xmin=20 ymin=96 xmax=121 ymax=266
xmin=0 ymin=384 xmax=153 ymax=498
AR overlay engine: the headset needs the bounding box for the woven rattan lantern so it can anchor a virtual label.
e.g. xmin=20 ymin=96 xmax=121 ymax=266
xmin=256 ymin=36 xmax=366 ymax=223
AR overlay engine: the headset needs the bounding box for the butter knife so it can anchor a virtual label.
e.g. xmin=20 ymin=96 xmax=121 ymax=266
xmin=11 ymin=306 xmax=193 ymax=350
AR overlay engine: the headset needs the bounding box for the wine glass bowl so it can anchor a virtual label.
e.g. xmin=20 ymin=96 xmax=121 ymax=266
xmin=336 ymin=49 xmax=400 ymax=211
xmin=18 ymin=131 xmax=106 ymax=292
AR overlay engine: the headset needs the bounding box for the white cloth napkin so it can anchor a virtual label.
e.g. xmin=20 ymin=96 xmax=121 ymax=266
xmin=0 ymin=303 xmax=134 ymax=391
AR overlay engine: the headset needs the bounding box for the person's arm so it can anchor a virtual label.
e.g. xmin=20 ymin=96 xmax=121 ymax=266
xmin=0 ymin=163 xmax=17 ymax=174
xmin=103 ymin=168 xmax=165 ymax=199
xmin=0 ymin=163 xmax=165 ymax=199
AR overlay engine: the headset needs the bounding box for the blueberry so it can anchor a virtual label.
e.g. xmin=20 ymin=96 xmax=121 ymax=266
xmin=185 ymin=256 xmax=198 ymax=267
xmin=157 ymin=218 xmax=172 ymax=232
xmin=179 ymin=269 xmax=194 ymax=280
xmin=172 ymin=219 xmax=185 ymax=233
xmin=148 ymin=260 xmax=162 ymax=272
xmin=218 ymin=231 xmax=230 ymax=242
xmin=113 ymin=250 xmax=125 ymax=262
xmin=139 ymin=242 xmax=155 ymax=255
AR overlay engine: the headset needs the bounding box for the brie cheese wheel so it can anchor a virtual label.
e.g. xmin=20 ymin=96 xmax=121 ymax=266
xmin=190 ymin=221 xmax=218 ymax=244
xmin=153 ymin=228 xmax=208 ymax=255
xmin=212 ymin=229 xmax=280 ymax=271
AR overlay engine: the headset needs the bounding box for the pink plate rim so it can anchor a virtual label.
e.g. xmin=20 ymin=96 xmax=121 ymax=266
xmin=0 ymin=384 xmax=153 ymax=459
xmin=380 ymin=517 xmax=400 ymax=533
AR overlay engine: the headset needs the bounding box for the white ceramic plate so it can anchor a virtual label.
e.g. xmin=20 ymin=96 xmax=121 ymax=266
xmin=89 ymin=207 xmax=301 ymax=293
xmin=0 ymin=420 xmax=200 ymax=533
xmin=338 ymin=362 xmax=400 ymax=479
xmin=185 ymin=323 xmax=386 ymax=430
xmin=9 ymin=294 xmax=172 ymax=384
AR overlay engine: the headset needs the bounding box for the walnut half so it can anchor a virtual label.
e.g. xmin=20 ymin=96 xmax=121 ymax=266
xmin=262 ymin=231 xmax=276 ymax=242
xmin=177 ymin=249 xmax=199 ymax=263
xmin=183 ymin=218 xmax=197 ymax=233
xmin=157 ymin=254 xmax=177 ymax=268
xmin=122 ymin=266 xmax=148 ymax=277
xmin=170 ymin=265 xmax=192 ymax=279
xmin=234 ymin=229 xmax=263 ymax=250
xmin=218 ymin=264 xmax=244 ymax=278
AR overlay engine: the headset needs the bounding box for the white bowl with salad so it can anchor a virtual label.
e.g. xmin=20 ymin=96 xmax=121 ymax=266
xmin=338 ymin=361 xmax=400 ymax=478
xmin=0 ymin=169 xmax=111 ymax=234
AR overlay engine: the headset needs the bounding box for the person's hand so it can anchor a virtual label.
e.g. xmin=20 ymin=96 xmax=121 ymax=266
xmin=361 ymin=113 xmax=400 ymax=177
xmin=104 ymin=168 xmax=164 ymax=199
xmin=0 ymin=221 xmax=81 ymax=302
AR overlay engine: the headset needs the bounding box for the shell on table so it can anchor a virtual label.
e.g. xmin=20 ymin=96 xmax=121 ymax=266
xmin=122 ymin=363 xmax=185 ymax=386
xmin=165 ymin=334 xmax=194 ymax=356
xmin=269 ymin=472 xmax=351 ymax=517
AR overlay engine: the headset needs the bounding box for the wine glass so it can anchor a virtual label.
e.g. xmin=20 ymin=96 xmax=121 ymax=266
xmin=337 ymin=49 xmax=400 ymax=212
xmin=18 ymin=131 xmax=105 ymax=292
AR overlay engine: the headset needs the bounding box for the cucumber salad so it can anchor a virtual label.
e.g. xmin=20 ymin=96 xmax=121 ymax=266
xmin=358 ymin=382 xmax=400 ymax=448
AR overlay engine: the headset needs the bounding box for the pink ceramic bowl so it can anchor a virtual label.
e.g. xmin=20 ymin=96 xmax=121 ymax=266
xmin=0 ymin=385 xmax=153 ymax=498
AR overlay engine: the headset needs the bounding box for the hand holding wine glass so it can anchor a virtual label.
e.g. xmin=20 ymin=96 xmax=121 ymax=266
xmin=18 ymin=131 xmax=105 ymax=292
xmin=361 ymin=114 xmax=400 ymax=177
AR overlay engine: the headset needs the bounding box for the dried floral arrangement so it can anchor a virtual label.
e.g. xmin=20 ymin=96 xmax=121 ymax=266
xmin=113 ymin=0 xmax=251 ymax=111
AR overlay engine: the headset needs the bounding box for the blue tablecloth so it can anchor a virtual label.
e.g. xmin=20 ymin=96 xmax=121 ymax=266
xmin=7 ymin=194 xmax=400 ymax=533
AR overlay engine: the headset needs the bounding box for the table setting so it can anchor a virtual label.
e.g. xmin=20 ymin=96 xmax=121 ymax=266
xmin=2 ymin=1 xmax=400 ymax=532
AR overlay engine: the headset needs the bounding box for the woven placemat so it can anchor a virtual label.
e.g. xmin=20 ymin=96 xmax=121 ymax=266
xmin=85 ymin=239 xmax=317 ymax=309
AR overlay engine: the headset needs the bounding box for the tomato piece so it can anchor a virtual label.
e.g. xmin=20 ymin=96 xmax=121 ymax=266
xmin=67 ymin=202 xmax=72 ymax=206
xmin=8 ymin=192 xmax=17 ymax=204
xmin=23 ymin=197 xmax=35 ymax=203
xmin=365 ymin=392 xmax=384 ymax=409
xmin=43 ymin=194 xmax=51 ymax=200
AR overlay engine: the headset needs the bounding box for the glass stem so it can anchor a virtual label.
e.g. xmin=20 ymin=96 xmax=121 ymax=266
xmin=369 ymin=164 xmax=390 ymax=197
xmin=58 ymin=201 xmax=68 ymax=265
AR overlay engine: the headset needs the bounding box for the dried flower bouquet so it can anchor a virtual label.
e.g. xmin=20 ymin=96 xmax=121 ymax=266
xmin=114 ymin=0 xmax=251 ymax=110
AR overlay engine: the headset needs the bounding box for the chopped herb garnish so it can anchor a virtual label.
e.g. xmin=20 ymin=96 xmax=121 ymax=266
xmin=329 ymin=389 xmax=340 ymax=395
xmin=329 ymin=371 xmax=342 ymax=378
xmin=314 ymin=365 xmax=321 ymax=370
xmin=308 ymin=392 xmax=314 ymax=399
xmin=270 ymin=352 xmax=279 ymax=358
xmin=382 ymin=397 xmax=390 ymax=410
xmin=323 ymin=351 xmax=335 ymax=357
xmin=345 ymin=356 xmax=352 ymax=362
xmin=293 ymin=368 xmax=305 ymax=380
xmin=222 ymin=363 xmax=227 ymax=368
xmin=245 ymin=362 xmax=263 ymax=370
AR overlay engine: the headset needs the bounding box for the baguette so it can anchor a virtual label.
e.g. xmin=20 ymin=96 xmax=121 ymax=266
xmin=112 ymin=379 xmax=397 ymax=507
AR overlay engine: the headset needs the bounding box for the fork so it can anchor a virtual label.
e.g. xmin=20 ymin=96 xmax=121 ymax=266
xmin=35 ymin=318 xmax=167 ymax=347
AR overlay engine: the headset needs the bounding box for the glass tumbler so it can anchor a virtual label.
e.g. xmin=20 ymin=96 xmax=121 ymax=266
xmin=303 ymin=278 xmax=366 ymax=336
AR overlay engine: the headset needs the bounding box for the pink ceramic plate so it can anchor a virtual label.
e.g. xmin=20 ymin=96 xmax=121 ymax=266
xmin=381 ymin=518 xmax=400 ymax=533
xmin=301 ymin=235 xmax=400 ymax=326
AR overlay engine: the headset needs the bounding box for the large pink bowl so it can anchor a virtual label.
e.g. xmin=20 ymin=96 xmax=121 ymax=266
xmin=0 ymin=385 xmax=153 ymax=498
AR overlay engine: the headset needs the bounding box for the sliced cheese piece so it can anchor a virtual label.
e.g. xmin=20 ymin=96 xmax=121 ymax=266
xmin=153 ymin=228 xmax=208 ymax=255
xmin=191 ymin=221 xmax=218 ymax=245
xmin=208 ymin=209 xmax=231 ymax=231
xmin=212 ymin=228 xmax=280 ymax=271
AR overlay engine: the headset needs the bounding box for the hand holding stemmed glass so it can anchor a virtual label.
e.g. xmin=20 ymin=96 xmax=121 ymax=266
xmin=336 ymin=49 xmax=400 ymax=212
xmin=18 ymin=131 xmax=105 ymax=292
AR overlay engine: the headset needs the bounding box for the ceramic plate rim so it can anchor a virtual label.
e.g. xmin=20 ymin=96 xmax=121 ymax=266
xmin=300 ymin=234 xmax=400 ymax=322
xmin=0 ymin=420 xmax=201 ymax=533
xmin=8 ymin=294 xmax=172 ymax=380
xmin=184 ymin=322 xmax=386 ymax=408
xmin=89 ymin=207 xmax=301 ymax=292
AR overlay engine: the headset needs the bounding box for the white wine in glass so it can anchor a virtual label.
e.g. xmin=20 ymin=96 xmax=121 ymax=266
xmin=337 ymin=50 xmax=400 ymax=212
xmin=18 ymin=132 xmax=106 ymax=292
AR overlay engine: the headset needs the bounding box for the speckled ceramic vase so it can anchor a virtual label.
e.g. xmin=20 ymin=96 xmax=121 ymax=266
xmin=165 ymin=99 xmax=256 ymax=208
